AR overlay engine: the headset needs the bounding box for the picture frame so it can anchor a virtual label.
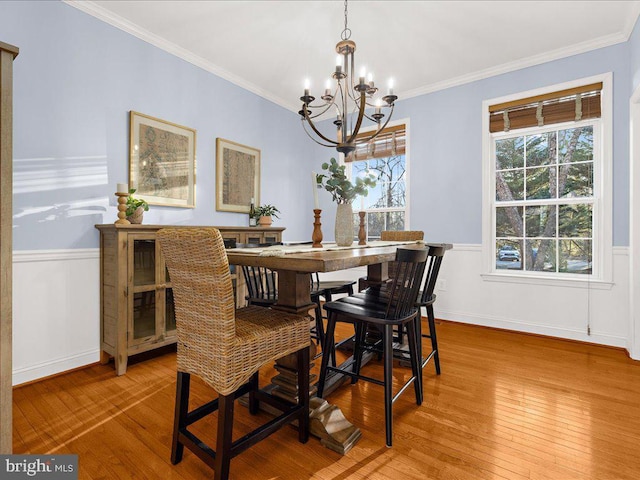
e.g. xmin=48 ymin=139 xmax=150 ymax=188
xmin=129 ymin=111 xmax=196 ymax=208
xmin=215 ymin=138 xmax=260 ymax=213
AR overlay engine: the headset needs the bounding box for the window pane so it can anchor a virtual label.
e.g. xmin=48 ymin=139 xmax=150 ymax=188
xmin=560 ymin=162 xmax=593 ymax=198
xmin=559 ymin=126 xmax=593 ymax=163
xmin=496 ymin=206 xmax=523 ymax=237
xmin=496 ymin=136 xmax=524 ymax=170
xmin=559 ymin=239 xmax=592 ymax=274
xmin=496 ymin=170 xmax=524 ymax=201
xmin=496 ymin=239 xmax=523 ymax=270
xmin=365 ymin=211 xmax=405 ymax=240
xmin=558 ymin=204 xmax=592 ymax=238
xmin=526 ymin=166 xmax=557 ymax=199
xmin=525 ymin=239 xmax=556 ymax=272
xmin=526 ymin=132 xmax=556 ymax=167
xmin=525 ymin=205 xmax=556 ymax=238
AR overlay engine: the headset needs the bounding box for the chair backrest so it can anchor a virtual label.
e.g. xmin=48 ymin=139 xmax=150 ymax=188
xmin=236 ymin=242 xmax=281 ymax=302
xmin=385 ymin=248 xmax=428 ymax=320
xmin=157 ymin=228 xmax=237 ymax=360
xmin=380 ymin=230 xmax=424 ymax=242
xmin=418 ymin=244 xmax=447 ymax=305
xmin=243 ymin=265 xmax=277 ymax=300
xmin=380 ymin=230 xmax=424 ymax=280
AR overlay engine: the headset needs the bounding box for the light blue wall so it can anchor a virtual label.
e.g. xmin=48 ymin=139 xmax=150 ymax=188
xmin=2 ymin=1 xmax=315 ymax=249
xmin=3 ymin=1 xmax=635 ymax=248
xmin=312 ymin=42 xmax=631 ymax=246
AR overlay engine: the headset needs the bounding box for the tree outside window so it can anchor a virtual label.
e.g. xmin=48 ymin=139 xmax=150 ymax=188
xmin=350 ymin=154 xmax=407 ymax=240
xmin=494 ymin=124 xmax=595 ymax=274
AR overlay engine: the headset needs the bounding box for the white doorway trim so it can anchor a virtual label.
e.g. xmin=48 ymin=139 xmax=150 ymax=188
xmin=629 ymin=85 xmax=640 ymax=360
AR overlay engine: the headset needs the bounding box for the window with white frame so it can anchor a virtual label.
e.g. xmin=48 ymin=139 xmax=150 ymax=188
xmin=483 ymin=76 xmax=612 ymax=282
xmin=348 ymin=124 xmax=408 ymax=240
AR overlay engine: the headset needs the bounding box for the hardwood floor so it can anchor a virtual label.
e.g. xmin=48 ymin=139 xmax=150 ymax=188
xmin=13 ymin=320 xmax=640 ymax=479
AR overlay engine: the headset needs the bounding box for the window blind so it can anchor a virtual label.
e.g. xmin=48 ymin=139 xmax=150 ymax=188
xmin=489 ymin=82 xmax=602 ymax=133
xmin=345 ymin=124 xmax=406 ymax=162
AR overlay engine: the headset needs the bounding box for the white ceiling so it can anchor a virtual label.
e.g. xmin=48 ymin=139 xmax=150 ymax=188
xmin=67 ymin=1 xmax=640 ymax=112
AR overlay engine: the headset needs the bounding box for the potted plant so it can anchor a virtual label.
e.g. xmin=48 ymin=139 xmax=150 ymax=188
xmin=316 ymin=158 xmax=376 ymax=246
xmin=125 ymin=188 xmax=149 ymax=224
xmin=255 ymin=204 xmax=280 ymax=227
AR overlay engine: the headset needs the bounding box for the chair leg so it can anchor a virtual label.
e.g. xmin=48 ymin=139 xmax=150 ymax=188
xmin=426 ymin=305 xmax=441 ymax=374
xmin=248 ymin=371 xmax=259 ymax=415
xmin=317 ymin=314 xmax=337 ymax=398
xmin=297 ymin=345 xmax=310 ymax=444
xmin=351 ymin=321 xmax=366 ymax=384
xmin=314 ymin=301 xmax=325 ymax=348
xmin=383 ymin=324 xmax=394 ymax=447
xmin=406 ymin=317 xmax=423 ymax=405
xmin=214 ymin=393 xmax=234 ymax=480
xmin=171 ymin=371 xmax=190 ymax=465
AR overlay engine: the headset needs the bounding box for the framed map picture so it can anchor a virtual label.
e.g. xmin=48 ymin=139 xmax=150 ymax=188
xmin=129 ymin=111 xmax=196 ymax=208
xmin=216 ymin=138 xmax=260 ymax=213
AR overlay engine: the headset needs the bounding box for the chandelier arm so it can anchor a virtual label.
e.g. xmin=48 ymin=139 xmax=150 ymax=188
xmin=345 ymin=91 xmax=367 ymax=144
xmin=361 ymin=105 xmax=396 ymax=142
xmin=304 ymin=106 xmax=339 ymax=146
xmin=302 ymin=121 xmax=339 ymax=148
xmin=305 ymin=101 xmax=336 ymax=119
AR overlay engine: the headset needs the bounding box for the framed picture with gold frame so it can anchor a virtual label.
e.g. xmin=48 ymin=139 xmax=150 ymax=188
xmin=215 ymin=138 xmax=260 ymax=213
xmin=129 ymin=111 xmax=196 ymax=208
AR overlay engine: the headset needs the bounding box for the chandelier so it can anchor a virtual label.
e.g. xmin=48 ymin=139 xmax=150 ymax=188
xmin=299 ymin=0 xmax=398 ymax=155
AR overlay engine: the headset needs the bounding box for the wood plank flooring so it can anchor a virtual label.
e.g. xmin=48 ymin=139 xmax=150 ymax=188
xmin=12 ymin=320 xmax=640 ymax=479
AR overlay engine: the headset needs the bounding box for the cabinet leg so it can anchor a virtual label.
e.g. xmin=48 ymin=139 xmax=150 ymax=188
xmin=100 ymin=350 xmax=110 ymax=365
xmin=115 ymin=354 xmax=128 ymax=376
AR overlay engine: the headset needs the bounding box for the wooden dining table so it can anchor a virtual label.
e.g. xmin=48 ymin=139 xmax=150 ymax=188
xmin=226 ymin=242 xmax=409 ymax=313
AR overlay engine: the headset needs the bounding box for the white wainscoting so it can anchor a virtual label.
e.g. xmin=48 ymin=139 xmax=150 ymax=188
xmin=320 ymin=244 xmax=632 ymax=353
xmin=12 ymin=249 xmax=101 ymax=386
xmin=11 ymin=244 xmax=633 ymax=386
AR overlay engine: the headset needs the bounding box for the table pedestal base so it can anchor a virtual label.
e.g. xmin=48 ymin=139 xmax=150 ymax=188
xmin=241 ymin=342 xmax=362 ymax=455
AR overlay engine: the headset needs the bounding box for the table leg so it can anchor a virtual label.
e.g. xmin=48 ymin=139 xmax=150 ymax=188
xmin=265 ymin=269 xmax=361 ymax=454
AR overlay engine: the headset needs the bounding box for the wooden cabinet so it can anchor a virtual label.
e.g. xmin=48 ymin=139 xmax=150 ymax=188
xmin=95 ymin=224 xmax=284 ymax=375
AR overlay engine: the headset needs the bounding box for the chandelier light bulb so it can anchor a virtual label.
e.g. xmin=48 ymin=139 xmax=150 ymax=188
xmin=304 ymin=78 xmax=310 ymax=96
xmin=388 ymin=78 xmax=395 ymax=95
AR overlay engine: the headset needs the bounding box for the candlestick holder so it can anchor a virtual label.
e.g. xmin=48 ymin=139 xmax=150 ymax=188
xmin=115 ymin=192 xmax=131 ymax=225
xmin=358 ymin=211 xmax=366 ymax=245
xmin=312 ymin=209 xmax=323 ymax=248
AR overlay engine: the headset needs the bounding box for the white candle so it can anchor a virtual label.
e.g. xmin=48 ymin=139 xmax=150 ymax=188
xmin=117 ymin=183 xmax=128 ymax=194
xmin=312 ymin=172 xmax=319 ymax=209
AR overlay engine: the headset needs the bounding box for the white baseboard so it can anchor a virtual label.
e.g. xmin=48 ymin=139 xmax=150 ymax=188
xmin=12 ymin=348 xmax=100 ymax=386
xmin=438 ymin=309 xmax=627 ymax=349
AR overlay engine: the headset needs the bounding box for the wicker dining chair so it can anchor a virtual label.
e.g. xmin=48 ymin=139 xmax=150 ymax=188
xmin=157 ymin=228 xmax=310 ymax=480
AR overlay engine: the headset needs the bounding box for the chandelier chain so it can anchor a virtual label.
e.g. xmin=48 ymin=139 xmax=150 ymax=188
xmin=341 ymin=0 xmax=351 ymax=40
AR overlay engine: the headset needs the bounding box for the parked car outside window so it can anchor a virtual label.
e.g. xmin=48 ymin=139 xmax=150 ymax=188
xmin=498 ymin=245 xmax=521 ymax=261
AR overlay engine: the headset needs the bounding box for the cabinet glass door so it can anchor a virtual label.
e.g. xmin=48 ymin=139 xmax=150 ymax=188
xmin=131 ymin=238 xmax=157 ymax=343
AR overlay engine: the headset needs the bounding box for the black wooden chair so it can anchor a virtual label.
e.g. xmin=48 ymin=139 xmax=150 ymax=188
xmin=158 ymin=228 xmax=310 ymax=480
xmin=344 ymin=244 xmax=448 ymax=375
xmin=316 ymin=247 xmax=428 ymax=447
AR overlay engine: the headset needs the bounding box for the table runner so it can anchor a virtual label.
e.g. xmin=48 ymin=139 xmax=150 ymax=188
xmin=230 ymin=240 xmax=423 ymax=257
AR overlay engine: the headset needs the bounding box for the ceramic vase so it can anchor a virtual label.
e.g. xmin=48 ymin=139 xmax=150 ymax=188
xmin=334 ymin=203 xmax=354 ymax=246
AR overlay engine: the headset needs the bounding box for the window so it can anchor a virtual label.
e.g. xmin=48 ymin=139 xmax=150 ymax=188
xmin=347 ymin=123 xmax=408 ymax=241
xmin=482 ymin=75 xmax=612 ymax=284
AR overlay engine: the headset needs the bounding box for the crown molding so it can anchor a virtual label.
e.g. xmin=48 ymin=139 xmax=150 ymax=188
xmin=63 ymin=0 xmax=298 ymax=112
xmin=65 ymin=0 xmax=640 ymax=112
xmin=401 ymin=29 xmax=632 ymax=101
